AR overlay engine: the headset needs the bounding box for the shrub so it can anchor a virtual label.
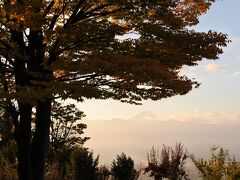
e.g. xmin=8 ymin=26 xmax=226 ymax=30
xmin=111 ymin=153 xmax=139 ymax=180
xmin=144 ymin=143 xmax=189 ymax=180
xmin=98 ymin=165 xmax=111 ymax=180
xmin=191 ymin=146 xmax=240 ymax=180
xmin=66 ymin=148 xmax=99 ymax=180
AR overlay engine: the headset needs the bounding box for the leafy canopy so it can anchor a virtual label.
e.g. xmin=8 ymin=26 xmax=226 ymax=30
xmin=0 ymin=0 xmax=229 ymax=104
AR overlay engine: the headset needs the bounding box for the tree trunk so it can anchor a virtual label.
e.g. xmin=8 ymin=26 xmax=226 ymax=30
xmin=16 ymin=103 xmax=33 ymax=180
xmin=31 ymin=99 xmax=52 ymax=180
xmin=10 ymin=3 xmax=51 ymax=178
xmin=12 ymin=29 xmax=33 ymax=179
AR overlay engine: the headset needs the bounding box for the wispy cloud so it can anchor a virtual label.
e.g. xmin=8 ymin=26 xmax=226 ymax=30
xmin=168 ymin=109 xmax=240 ymax=124
xmin=205 ymin=64 xmax=225 ymax=73
xmin=227 ymin=71 xmax=240 ymax=78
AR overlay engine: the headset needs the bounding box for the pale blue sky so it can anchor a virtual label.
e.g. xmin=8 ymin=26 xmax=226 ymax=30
xmin=77 ymin=0 xmax=240 ymax=123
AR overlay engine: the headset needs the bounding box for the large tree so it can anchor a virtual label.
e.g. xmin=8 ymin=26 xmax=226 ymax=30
xmin=0 ymin=0 xmax=228 ymax=179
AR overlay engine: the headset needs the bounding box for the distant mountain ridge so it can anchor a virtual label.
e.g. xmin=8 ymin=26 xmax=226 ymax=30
xmin=84 ymin=113 xmax=240 ymax=164
xmin=128 ymin=111 xmax=159 ymax=121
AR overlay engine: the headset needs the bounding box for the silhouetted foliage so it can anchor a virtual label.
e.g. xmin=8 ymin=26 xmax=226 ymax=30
xmin=191 ymin=146 xmax=240 ymax=180
xmin=111 ymin=153 xmax=139 ymax=180
xmin=47 ymin=101 xmax=89 ymax=179
xmin=145 ymin=143 xmax=189 ymax=180
xmin=50 ymin=101 xmax=89 ymax=151
xmin=0 ymin=106 xmax=15 ymax=147
xmin=66 ymin=148 xmax=99 ymax=180
xmin=0 ymin=100 xmax=89 ymax=179
xmin=0 ymin=105 xmax=18 ymax=178
xmin=0 ymin=0 xmax=229 ymax=178
xmin=98 ymin=165 xmax=111 ymax=180
xmin=0 ymin=141 xmax=18 ymax=179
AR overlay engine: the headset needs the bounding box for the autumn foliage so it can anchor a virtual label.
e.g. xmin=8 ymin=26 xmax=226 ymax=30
xmin=0 ymin=0 xmax=229 ymax=179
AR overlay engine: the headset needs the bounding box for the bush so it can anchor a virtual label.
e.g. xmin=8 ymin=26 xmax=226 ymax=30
xmin=66 ymin=148 xmax=99 ymax=180
xmin=144 ymin=143 xmax=189 ymax=180
xmin=191 ymin=146 xmax=240 ymax=180
xmin=111 ymin=153 xmax=139 ymax=180
xmin=98 ymin=165 xmax=111 ymax=180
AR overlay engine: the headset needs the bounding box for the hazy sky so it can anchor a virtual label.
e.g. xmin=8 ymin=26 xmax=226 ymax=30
xmin=77 ymin=0 xmax=240 ymax=123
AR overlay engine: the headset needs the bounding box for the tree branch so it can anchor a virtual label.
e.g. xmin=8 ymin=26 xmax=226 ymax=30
xmin=57 ymin=73 xmax=104 ymax=82
xmin=49 ymin=0 xmax=70 ymax=29
xmin=43 ymin=0 xmax=55 ymax=17
xmin=85 ymin=3 xmax=112 ymax=16
xmin=65 ymin=0 xmax=86 ymax=26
